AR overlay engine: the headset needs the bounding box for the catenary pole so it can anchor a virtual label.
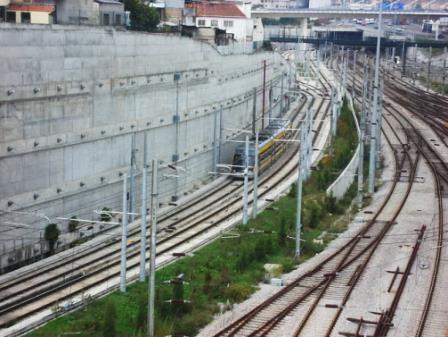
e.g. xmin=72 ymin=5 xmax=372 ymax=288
xmin=120 ymin=173 xmax=128 ymax=292
xmin=139 ymin=133 xmax=148 ymax=282
xmin=368 ymin=0 xmax=383 ymax=194
xmin=130 ymin=132 xmax=136 ymax=222
xmin=252 ymin=131 xmax=259 ymax=219
xmin=148 ymin=159 xmax=158 ymax=337
xmin=358 ymin=62 xmax=368 ymax=209
xmin=427 ymin=46 xmax=432 ymax=92
xmin=242 ymin=135 xmax=249 ymax=225
xmin=295 ymin=126 xmax=305 ymax=256
xmin=213 ymin=106 xmax=219 ymax=176
xmin=443 ymin=47 xmax=447 ymax=95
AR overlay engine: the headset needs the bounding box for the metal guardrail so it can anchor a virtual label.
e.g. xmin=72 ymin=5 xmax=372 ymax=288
xmin=269 ymin=35 xmax=448 ymax=48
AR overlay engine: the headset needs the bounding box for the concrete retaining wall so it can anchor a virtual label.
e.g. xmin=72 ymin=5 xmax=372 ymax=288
xmin=0 ymin=23 xmax=291 ymax=269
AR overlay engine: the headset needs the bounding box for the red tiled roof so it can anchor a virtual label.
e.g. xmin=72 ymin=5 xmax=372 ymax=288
xmin=8 ymin=4 xmax=55 ymax=13
xmin=186 ymin=2 xmax=246 ymax=18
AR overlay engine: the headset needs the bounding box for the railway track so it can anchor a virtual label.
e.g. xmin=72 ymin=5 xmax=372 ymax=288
xmin=209 ymin=52 xmax=448 ymax=337
xmin=209 ymin=60 xmax=420 ymax=337
xmin=0 ymin=62 xmax=334 ymax=335
xmin=334 ymin=52 xmax=448 ymax=337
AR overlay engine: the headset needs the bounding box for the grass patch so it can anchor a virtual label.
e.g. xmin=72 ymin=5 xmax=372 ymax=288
xmin=418 ymin=75 xmax=448 ymax=94
xmin=26 ymin=98 xmax=360 ymax=337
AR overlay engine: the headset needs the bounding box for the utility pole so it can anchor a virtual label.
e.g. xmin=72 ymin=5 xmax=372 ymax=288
xmin=148 ymin=159 xmax=158 ymax=337
xmin=242 ymin=135 xmax=249 ymax=225
xmin=295 ymin=125 xmax=305 ymax=257
xmin=368 ymin=0 xmax=383 ymax=194
xmin=139 ymin=133 xmax=148 ymax=282
xmin=120 ymin=173 xmax=128 ymax=293
xmin=252 ymin=132 xmax=259 ymax=219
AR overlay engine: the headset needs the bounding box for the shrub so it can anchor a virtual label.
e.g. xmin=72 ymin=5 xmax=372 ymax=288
xmin=223 ymin=284 xmax=252 ymax=302
xmin=68 ymin=216 xmax=79 ymax=233
xmin=44 ymin=223 xmax=60 ymax=255
xmin=325 ymin=193 xmax=337 ymax=214
xmin=101 ymin=207 xmax=112 ymax=222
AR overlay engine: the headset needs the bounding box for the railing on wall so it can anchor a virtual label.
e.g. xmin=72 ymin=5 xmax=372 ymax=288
xmin=215 ymin=41 xmax=263 ymax=56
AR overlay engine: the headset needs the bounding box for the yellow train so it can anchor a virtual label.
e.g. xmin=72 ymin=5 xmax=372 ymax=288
xmin=232 ymin=119 xmax=293 ymax=178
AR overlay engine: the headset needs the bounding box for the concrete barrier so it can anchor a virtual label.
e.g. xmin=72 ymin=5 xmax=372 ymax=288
xmin=326 ymin=94 xmax=360 ymax=199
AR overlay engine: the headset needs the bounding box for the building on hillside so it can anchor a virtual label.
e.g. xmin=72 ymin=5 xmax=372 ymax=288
xmin=144 ymin=0 xmax=185 ymax=27
xmin=182 ymin=1 xmax=264 ymax=45
xmin=55 ymin=0 xmax=99 ymax=25
xmin=55 ymin=0 xmax=124 ymax=26
xmin=0 ymin=0 xmax=9 ymax=22
xmin=308 ymin=0 xmax=331 ymax=8
xmin=96 ymin=0 xmax=125 ymax=26
xmin=260 ymin=0 xmax=290 ymax=9
xmin=3 ymin=0 xmax=55 ymax=24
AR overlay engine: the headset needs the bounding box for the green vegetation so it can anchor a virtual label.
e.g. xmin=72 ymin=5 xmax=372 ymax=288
xmin=418 ymin=75 xmax=448 ymax=95
xmin=124 ymin=0 xmax=160 ymax=32
xmin=44 ymin=223 xmax=60 ymax=255
xmin=100 ymin=207 xmax=112 ymax=223
xmin=68 ymin=216 xmax=79 ymax=233
xmin=26 ymin=98 xmax=359 ymax=337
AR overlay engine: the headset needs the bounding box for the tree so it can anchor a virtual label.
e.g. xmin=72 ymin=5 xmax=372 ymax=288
xmin=44 ymin=223 xmax=60 ymax=255
xmin=124 ymin=0 xmax=160 ymax=32
xmin=100 ymin=207 xmax=112 ymax=222
xmin=103 ymin=302 xmax=117 ymax=337
xmin=68 ymin=216 xmax=79 ymax=233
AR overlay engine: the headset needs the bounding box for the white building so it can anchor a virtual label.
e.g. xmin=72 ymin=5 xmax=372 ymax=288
xmin=2 ymin=0 xmax=55 ymax=24
xmin=309 ymin=0 xmax=331 ymax=8
xmin=260 ymin=0 xmax=290 ymax=9
xmin=183 ymin=1 xmax=264 ymax=43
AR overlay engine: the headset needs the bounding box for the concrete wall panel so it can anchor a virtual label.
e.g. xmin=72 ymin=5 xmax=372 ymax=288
xmin=0 ymin=24 xmax=290 ymax=262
